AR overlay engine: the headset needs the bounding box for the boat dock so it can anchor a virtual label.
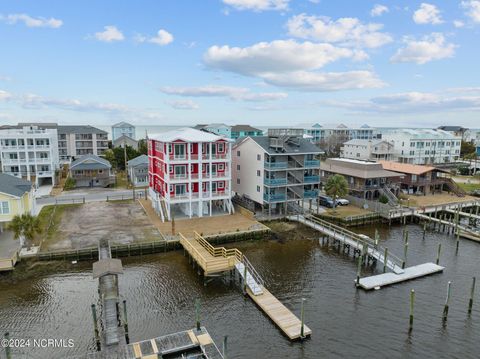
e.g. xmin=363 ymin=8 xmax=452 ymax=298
xmin=289 ymin=215 xmax=444 ymax=290
xmin=179 ymin=231 xmax=311 ymax=340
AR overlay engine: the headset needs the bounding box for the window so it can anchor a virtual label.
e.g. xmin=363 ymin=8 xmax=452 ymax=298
xmin=168 ymin=144 xmax=172 ymax=154
xmin=0 ymin=201 xmax=9 ymax=214
xmin=256 ymin=185 xmax=260 ymax=192
xmin=218 ymin=164 xmax=224 ymax=171
xmin=237 ymin=150 xmax=240 ymax=156
xmin=218 ymin=143 xmax=224 ymax=152
xmin=237 ymin=178 xmax=240 ymax=184
xmin=257 ymin=170 xmax=261 ymax=176
xmin=237 ymin=164 xmax=240 ymax=170
xmin=169 ymin=185 xmax=173 ymax=192
xmin=218 ymin=181 xmax=224 ymax=189
xmin=169 ymin=165 xmax=173 ymax=173
xmin=257 ymin=154 xmax=261 ymax=161
xmin=190 ymin=144 xmax=194 ymax=153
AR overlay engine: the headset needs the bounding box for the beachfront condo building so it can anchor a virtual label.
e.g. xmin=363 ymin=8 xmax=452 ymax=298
xmin=148 ymin=128 xmax=234 ymax=222
xmin=112 ymin=121 xmax=136 ymax=141
xmin=233 ymin=128 xmax=323 ymax=216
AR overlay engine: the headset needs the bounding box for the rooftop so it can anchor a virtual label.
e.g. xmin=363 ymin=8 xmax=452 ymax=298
xmin=379 ymin=161 xmax=448 ymax=175
xmin=344 ymin=139 xmax=392 ymax=146
xmin=383 ymin=128 xmax=461 ymax=140
xmin=58 ymin=125 xmax=107 ymax=135
xmin=245 ymin=136 xmax=323 ymax=155
xmin=127 ymin=154 xmax=148 ymax=167
xmin=231 ymin=124 xmax=262 ymax=132
xmin=70 ymin=154 xmax=112 ymax=170
xmin=321 ymin=158 xmax=401 ymax=179
xmin=0 ymin=174 xmax=32 ymax=197
xmin=150 ymin=127 xmax=232 ymax=142
xmin=112 ymin=121 xmax=134 ymax=128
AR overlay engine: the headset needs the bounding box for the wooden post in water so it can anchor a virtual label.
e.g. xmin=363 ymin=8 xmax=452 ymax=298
xmin=468 ymin=277 xmax=476 ymax=315
xmin=374 ymin=229 xmax=379 ymax=248
xmin=4 ymin=332 xmax=11 ymax=359
xmin=123 ymin=300 xmax=130 ymax=344
xmin=443 ymin=281 xmax=452 ymax=322
xmin=423 ymin=222 xmax=427 ymax=240
xmin=223 ymin=336 xmax=228 ymax=359
xmin=300 ymin=298 xmax=306 ymax=339
xmin=409 ymin=289 xmax=415 ymax=332
xmin=195 ymin=298 xmax=201 ymax=331
xmin=243 ymin=264 xmax=247 ymax=295
xmin=436 ymin=243 xmax=442 ymax=265
xmin=402 ymin=229 xmax=408 ymax=269
xmin=91 ymin=304 xmax=101 ymax=351
xmin=383 ymin=247 xmax=388 ymax=273
xmin=356 ymin=251 xmax=362 ymax=287
xmin=455 ymin=230 xmax=460 ymax=255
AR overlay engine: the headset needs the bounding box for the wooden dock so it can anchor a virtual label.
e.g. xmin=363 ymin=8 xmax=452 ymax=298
xmin=248 ymin=287 xmax=311 ymax=340
xmin=179 ymin=231 xmax=311 ymax=341
xmin=0 ymin=251 xmax=18 ymax=272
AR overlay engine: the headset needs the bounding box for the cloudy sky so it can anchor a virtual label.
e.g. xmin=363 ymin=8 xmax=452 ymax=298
xmin=1 ymin=0 xmax=480 ymax=128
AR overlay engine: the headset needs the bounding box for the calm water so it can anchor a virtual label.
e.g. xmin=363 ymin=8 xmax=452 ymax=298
xmin=1 ymin=223 xmax=479 ymax=359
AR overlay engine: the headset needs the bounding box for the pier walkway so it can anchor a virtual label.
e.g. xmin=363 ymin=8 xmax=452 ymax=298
xmin=179 ymin=231 xmax=311 ymax=340
xmin=289 ymin=215 xmax=443 ymax=290
xmin=414 ymin=212 xmax=480 ymax=242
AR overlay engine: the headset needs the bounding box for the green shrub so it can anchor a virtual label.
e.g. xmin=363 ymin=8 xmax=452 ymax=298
xmin=64 ymin=177 xmax=76 ymax=190
xmin=378 ymin=194 xmax=389 ymax=204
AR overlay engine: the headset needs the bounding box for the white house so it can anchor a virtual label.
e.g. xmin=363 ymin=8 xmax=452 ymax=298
xmin=127 ymin=155 xmax=149 ymax=187
xmin=341 ymin=139 xmax=395 ymax=162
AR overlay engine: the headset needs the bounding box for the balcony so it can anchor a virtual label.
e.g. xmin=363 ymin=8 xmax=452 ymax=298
xmin=263 ymin=193 xmax=286 ymax=202
xmin=35 ymin=144 xmax=50 ymax=149
xmin=304 ymin=160 xmax=320 ymax=168
xmin=304 ymin=175 xmax=320 ymax=183
xmin=264 ymin=161 xmax=288 ymax=170
xmin=264 ymin=178 xmax=287 ymax=186
xmin=169 ymin=154 xmax=188 ymax=161
xmin=0 ymin=145 xmax=19 ymax=151
xmin=304 ymin=190 xmax=319 ymax=199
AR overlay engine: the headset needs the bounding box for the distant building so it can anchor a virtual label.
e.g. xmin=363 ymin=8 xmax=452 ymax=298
xmin=320 ymin=158 xmax=401 ymax=202
xmin=127 ymin=155 xmax=148 ymax=187
xmin=202 ymin=123 xmax=231 ymax=138
xmin=148 ymin=128 xmax=234 ymax=222
xmin=233 ymin=128 xmax=323 ymax=216
xmin=231 ymin=125 xmax=263 ymax=139
xmin=379 ymin=129 xmax=461 ymax=165
xmin=58 ymin=125 xmax=109 ymax=161
xmin=0 ymin=173 xmax=35 ymax=233
xmin=0 ymin=125 xmax=59 ymax=186
xmin=298 ymin=123 xmax=375 ymax=154
xmin=341 ymin=139 xmax=395 ymax=162
xmin=69 ymin=154 xmax=115 ymax=188
xmin=113 ymin=135 xmax=138 ymax=150
xmin=112 ymin=122 xmax=136 ymax=141
xmin=437 ymin=126 xmax=469 ymax=141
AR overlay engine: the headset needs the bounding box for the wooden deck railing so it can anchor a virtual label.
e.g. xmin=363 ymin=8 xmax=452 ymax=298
xmin=194 ymin=231 xmax=243 ymax=263
xmin=179 ymin=233 xmax=210 ymax=271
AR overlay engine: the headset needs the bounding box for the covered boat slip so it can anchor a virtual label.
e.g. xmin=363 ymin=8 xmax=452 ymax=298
xmin=179 ymin=231 xmax=312 ymax=341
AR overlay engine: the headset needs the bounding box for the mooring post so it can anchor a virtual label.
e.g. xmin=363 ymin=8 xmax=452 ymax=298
xmin=223 ymin=336 xmax=228 ymax=359
xmin=374 ymin=229 xmax=379 ymax=248
xmin=356 ymin=252 xmax=362 ymax=287
xmin=443 ymin=281 xmax=452 ymax=322
xmin=468 ymin=277 xmax=476 ymax=315
xmin=383 ymin=247 xmax=388 ymax=273
xmin=195 ymin=298 xmax=201 ymax=331
xmin=91 ymin=304 xmax=101 ymax=351
xmin=455 ymin=230 xmax=460 ymax=255
xmin=436 ymin=243 xmax=442 ymax=265
xmin=402 ymin=229 xmax=408 ymax=269
xmin=409 ymin=289 xmax=415 ymax=331
xmin=243 ymin=264 xmax=247 ymax=295
xmin=423 ymin=222 xmax=427 ymax=240
xmin=123 ymin=300 xmax=130 ymax=344
xmin=4 ymin=332 xmax=11 ymax=359
xmin=300 ymin=297 xmax=306 ymax=339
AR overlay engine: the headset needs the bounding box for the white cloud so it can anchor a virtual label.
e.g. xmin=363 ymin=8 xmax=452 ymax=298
xmin=461 ymin=1 xmax=480 ymax=22
xmin=371 ymin=4 xmax=389 ymax=17
xmin=0 ymin=75 xmax=12 ymax=82
xmin=0 ymin=13 xmax=62 ymax=28
xmin=94 ymin=26 xmax=125 ymax=42
xmin=260 ymin=71 xmax=385 ymax=91
xmin=413 ymin=3 xmax=443 ymax=24
xmin=165 ymin=99 xmax=199 ymax=110
xmin=140 ymin=29 xmax=174 ymax=46
xmin=453 ymin=20 xmax=465 ymax=27
xmin=0 ymin=90 xmax=12 ymax=101
xmin=322 ymin=90 xmax=480 ymax=114
xmin=391 ymin=33 xmax=456 ymax=64
xmin=286 ymin=14 xmax=392 ymax=48
xmin=222 ymin=0 xmax=289 ymax=11
xmin=160 ymin=85 xmax=288 ymax=101
xmin=204 ymin=39 xmax=364 ymax=75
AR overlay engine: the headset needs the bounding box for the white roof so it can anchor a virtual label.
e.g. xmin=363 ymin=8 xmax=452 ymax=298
xmin=150 ymin=127 xmax=232 ymax=143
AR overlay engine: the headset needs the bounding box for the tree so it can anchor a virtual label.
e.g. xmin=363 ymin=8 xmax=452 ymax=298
xmin=104 ymin=145 xmax=139 ymax=170
xmin=8 ymin=213 xmax=41 ymax=247
xmin=461 ymin=141 xmax=476 ymax=158
xmin=324 ymin=174 xmax=348 ymax=212
xmin=137 ymin=139 xmax=148 ymax=155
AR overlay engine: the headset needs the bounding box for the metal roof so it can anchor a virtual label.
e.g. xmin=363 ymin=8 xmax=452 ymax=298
xmin=127 ymin=154 xmax=148 ymax=167
xmin=246 ymin=136 xmax=323 ymax=155
xmin=321 ymin=158 xmax=401 ymax=179
xmin=57 ymin=125 xmax=107 ymax=135
xmin=71 ymin=154 xmax=111 ymax=170
xmin=231 ymin=124 xmax=262 ymax=132
xmin=0 ymin=174 xmax=32 ymax=197
xmin=150 ymin=127 xmax=232 ymax=142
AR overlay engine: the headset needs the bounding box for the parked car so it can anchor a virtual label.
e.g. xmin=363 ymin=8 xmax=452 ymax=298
xmin=318 ymin=195 xmax=335 ymax=208
xmin=336 ymin=198 xmax=350 ymax=206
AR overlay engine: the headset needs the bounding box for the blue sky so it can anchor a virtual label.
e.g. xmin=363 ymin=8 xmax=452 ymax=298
xmin=1 ymin=0 xmax=480 ymax=128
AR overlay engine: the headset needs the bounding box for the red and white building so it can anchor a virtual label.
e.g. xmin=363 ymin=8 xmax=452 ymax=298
xmin=148 ymin=128 xmax=234 ymax=222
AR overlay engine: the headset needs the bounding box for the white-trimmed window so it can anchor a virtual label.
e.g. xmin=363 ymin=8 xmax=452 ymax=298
xmin=0 ymin=201 xmax=10 ymax=214
xmin=257 ymin=154 xmax=261 ymax=161
xmin=169 ymin=185 xmax=173 ymax=192
xmin=218 ymin=181 xmax=224 ymax=189
xmin=218 ymin=164 xmax=224 ymax=171
xmin=237 ymin=178 xmax=240 ymax=184
xmin=168 ymin=144 xmax=172 ymax=154
xmin=256 ymin=185 xmax=260 ymax=192
xmin=218 ymin=143 xmax=224 ymax=152
xmin=202 ymin=182 xmax=206 ymax=191
xmin=190 ymin=144 xmax=194 ymax=153
xmin=237 ymin=150 xmax=240 ymax=156
xmin=257 ymin=170 xmax=261 ymax=176
xmin=190 ymin=164 xmax=194 ymax=172
xmin=237 ymin=164 xmax=240 ymax=170
xmin=169 ymin=165 xmax=173 ymax=173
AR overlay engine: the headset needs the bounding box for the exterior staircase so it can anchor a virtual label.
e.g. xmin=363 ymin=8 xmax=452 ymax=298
xmin=235 ymin=256 xmax=264 ymax=295
xmin=443 ymin=177 xmax=466 ymax=197
xmin=380 ymin=184 xmax=399 ymax=205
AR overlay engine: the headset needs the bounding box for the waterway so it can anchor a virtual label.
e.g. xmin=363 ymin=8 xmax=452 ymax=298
xmin=0 ymin=222 xmax=479 ymax=359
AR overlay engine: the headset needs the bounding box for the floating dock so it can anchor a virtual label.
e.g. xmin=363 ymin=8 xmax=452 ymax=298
xmin=357 ymin=263 xmax=444 ymax=290
xmin=179 ymin=231 xmax=311 ymax=340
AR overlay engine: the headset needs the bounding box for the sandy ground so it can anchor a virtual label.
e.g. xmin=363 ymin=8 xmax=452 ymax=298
xmin=404 ymin=193 xmax=478 ymax=207
xmin=42 ymin=201 xmax=162 ymax=251
xmin=139 ymin=199 xmax=268 ymax=239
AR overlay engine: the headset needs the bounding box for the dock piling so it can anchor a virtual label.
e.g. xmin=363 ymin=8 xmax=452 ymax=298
xmin=455 ymin=231 xmax=460 ymax=255
xmin=423 ymin=222 xmax=426 ymax=240
xmin=443 ymin=281 xmax=452 ymax=322
xmin=300 ymin=298 xmax=306 ymax=339
xmin=4 ymin=332 xmax=11 ymax=359
xmin=383 ymin=247 xmax=388 ymax=273
xmin=123 ymin=299 xmax=130 ymax=344
xmin=356 ymin=253 xmax=362 ymax=287
xmin=195 ymin=298 xmax=201 ymax=331
xmin=91 ymin=304 xmax=101 ymax=351
xmin=468 ymin=277 xmax=476 ymax=315
xmin=409 ymin=289 xmax=415 ymax=332
xmin=223 ymin=336 xmax=228 ymax=359
xmin=402 ymin=230 xmax=408 ymax=269
xmin=436 ymin=243 xmax=442 ymax=265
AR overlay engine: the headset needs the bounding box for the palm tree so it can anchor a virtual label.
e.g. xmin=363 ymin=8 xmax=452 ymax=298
xmin=8 ymin=213 xmax=41 ymax=247
xmin=324 ymin=174 xmax=348 ymax=212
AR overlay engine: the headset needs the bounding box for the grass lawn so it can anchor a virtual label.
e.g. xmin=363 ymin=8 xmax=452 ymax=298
xmin=457 ymin=182 xmax=480 ymax=193
xmin=115 ymin=171 xmax=129 ymax=189
xmin=322 ymin=205 xmax=373 ymax=219
xmin=35 ymin=204 xmax=80 ymax=247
